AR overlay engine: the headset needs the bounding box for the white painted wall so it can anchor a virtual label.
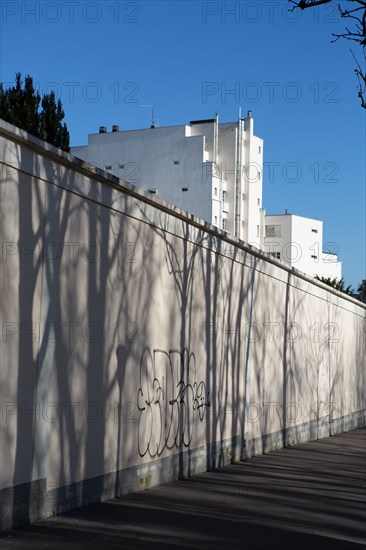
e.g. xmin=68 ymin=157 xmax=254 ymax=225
xmin=73 ymin=125 xmax=214 ymax=223
xmin=212 ymin=121 xmax=237 ymax=235
xmin=242 ymin=115 xmax=263 ymax=248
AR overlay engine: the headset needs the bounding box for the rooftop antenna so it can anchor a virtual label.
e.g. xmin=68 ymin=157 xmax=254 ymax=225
xmin=140 ymin=104 xmax=159 ymax=128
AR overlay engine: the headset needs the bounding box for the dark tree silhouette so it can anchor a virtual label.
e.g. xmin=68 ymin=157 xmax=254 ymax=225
xmin=40 ymin=91 xmax=70 ymax=151
xmin=356 ymin=279 xmax=366 ymax=302
xmin=289 ymin=0 xmax=366 ymax=108
xmin=0 ymin=73 xmax=70 ymax=151
xmin=315 ymin=275 xmax=354 ymax=295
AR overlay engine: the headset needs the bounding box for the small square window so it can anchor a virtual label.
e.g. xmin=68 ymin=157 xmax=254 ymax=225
xmin=148 ymin=188 xmax=157 ymax=194
xmin=173 ymin=160 xmax=179 ymax=165
xmin=311 ymin=229 xmax=318 ymax=233
xmin=311 ymin=255 xmax=318 ymax=259
xmin=222 ymin=219 xmax=227 ymax=230
xmin=266 ymin=225 xmax=281 ymax=238
xmin=182 ymin=187 xmax=188 ymax=192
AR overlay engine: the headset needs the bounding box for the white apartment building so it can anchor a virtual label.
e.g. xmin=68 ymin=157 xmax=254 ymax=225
xmin=72 ymin=113 xmax=341 ymax=279
xmin=72 ymin=112 xmax=264 ymax=247
xmin=264 ymin=213 xmax=342 ymax=279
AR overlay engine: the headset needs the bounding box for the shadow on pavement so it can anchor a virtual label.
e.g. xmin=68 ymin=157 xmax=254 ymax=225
xmin=1 ymin=428 xmax=365 ymax=549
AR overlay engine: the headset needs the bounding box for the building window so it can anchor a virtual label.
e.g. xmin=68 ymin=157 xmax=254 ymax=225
xmin=265 ymin=225 xmax=281 ymax=237
xmin=182 ymin=187 xmax=188 ymax=192
xmin=105 ymin=165 xmax=112 ymax=170
xmin=214 ymin=216 xmax=218 ymax=224
xmin=256 ymin=225 xmax=260 ymax=237
xmin=258 ymin=146 xmax=261 ymax=154
xmin=257 ymin=171 xmax=261 ymax=180
xmin=270 ymin=252 xmax=281 ymax=259
xmin=214 ymin=187 xmax=217 ymax=195
xmin=311 ymin=255 xmax=318 ymax=259
xmin=311 ymin=229 xmax=318 ymax=233
xmin=222 ymin=219 xmax=227 ymax=230
xmin=119 ymin=164 xmax=125 ymax=169
xmin=173 ymin=160 xmax=179 ymax=165
xmin=257 ymin=198 xmax=260 ymax=206
xmin=148 ymin=188 xmax=157 ymax=194
xmin=222 ymin=191 xmax=226 ymax=201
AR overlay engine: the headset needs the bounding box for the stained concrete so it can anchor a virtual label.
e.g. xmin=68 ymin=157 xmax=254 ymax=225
xmin=1 ymin=428 xmax=365 ymax=549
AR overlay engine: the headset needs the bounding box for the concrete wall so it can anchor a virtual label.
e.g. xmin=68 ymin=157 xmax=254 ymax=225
xmin=0 ymin=120 xmax=365 ymax=530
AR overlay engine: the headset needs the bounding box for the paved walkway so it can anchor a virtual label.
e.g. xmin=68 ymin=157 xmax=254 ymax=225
xmin=1 ymin=428 xmax=365 ymax=549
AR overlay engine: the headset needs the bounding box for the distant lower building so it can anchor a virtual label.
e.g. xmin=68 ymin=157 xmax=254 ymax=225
xmin=264 ymin=212 xmax=341 ymax=279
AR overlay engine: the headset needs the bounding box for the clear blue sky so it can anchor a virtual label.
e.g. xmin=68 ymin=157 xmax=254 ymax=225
xmin=1 ymin=0 xmax=365 ymax=287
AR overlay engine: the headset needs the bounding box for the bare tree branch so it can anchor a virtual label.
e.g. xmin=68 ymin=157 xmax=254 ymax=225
xmin=289 ymin=0 xmax=366 ymax=108
xmin=289 ymin=0 xmax=333 ymax=10
xmin=350 ymin=48 xmax=366 ymax=107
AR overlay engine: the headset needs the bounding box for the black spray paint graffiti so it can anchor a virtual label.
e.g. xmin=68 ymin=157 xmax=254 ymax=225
xmin=137 ymin=349 xmax=210 ymax=457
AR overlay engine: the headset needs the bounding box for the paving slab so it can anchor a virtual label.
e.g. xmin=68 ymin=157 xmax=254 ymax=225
xmin=1 ymin=428 xmax=365 ymax=549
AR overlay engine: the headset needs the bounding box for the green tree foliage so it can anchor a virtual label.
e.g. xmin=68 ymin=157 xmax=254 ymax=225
xmin=316 ymin=276 xmax=366 ymax=303
xmin=356 ymin=279 xmax=366 ymax=303
xmin=315 ymin=275 xmax=354 ymax=295
xmin=0 ymin=73 xmax=70 ymax=151
xmin=40 ymin=91 xmax=70 ymax=151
